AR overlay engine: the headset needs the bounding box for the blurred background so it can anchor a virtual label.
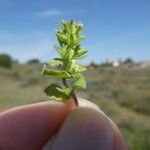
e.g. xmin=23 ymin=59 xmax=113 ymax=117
xmin=0 ymin=0 xmax=150 ymax=149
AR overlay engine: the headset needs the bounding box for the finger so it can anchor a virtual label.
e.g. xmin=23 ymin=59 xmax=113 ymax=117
xmin=98 ymin=113 xmax=127 ymax=150
xmin=46 ymin=107 xmax=127 ymax=150
xmin=78 ymin=99 xmax=127 ymax=150
xmin=111 ymin=121 xmax=127 ymax=150
xmin=0 ymin=101 xmax=73 ymax=150
xmin=50 ymin=107 xmax=115 ymax=150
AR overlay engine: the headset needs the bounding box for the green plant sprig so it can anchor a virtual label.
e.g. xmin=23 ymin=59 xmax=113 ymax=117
xmin=42 ymin=19 xmax=88 ymax=106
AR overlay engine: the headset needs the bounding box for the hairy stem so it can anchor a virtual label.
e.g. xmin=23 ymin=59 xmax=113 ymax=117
xmin=62 ymin=78 xmax=79 ymax=107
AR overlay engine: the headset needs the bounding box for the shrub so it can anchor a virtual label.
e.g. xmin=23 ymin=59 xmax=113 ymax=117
xmin=88 ymin=61 xmax=99 ymax=69
xmin=124 ymin=58 xmax=134 ymax=64
xmin=0 ymin=54 xmax=12 ymax=68
xmin=27 ymin=59 xmax=40 ymax=64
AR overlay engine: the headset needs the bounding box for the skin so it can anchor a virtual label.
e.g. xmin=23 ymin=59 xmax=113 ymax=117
xmin=0 ymin=98 xmax=127 ymax=150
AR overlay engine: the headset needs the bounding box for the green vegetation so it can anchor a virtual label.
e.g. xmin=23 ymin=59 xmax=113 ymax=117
xmin=0 ymin=61 xmax=150 ymax=150
xmin=27 ymin=58 xmax=40 ymax=64
xmin=0 ymin=54 xmax=12 ymax=68
xmin=42 ymin=20 xmax=87 ymax=106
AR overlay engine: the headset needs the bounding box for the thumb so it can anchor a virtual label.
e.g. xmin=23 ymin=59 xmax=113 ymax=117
xmin=44 ymin=106 xmax=126 ymax=150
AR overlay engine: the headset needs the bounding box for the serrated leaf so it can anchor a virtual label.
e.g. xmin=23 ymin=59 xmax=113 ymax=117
xmin=70 ymin=64 xmax=79 ymax=72
xmin=43 ymin=69 xmax=70 ymax=78
xmin=70 ymin=73 xmax=82 ymax=78
xmin=44 ymin=84 xmax=71 ymax=101
xmin=69 ymin=63 xmax=86 ymax=73
xmin=73 ymin=75 xmax=87 ymax=89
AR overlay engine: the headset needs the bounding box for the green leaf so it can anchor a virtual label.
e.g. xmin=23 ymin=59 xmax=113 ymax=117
xmin=69 ymin=63 xmax=78 ymax=73
xmin=48 ymin=58 xmax=63 ymax=64
xmin=67 ymin=59 xmax=76 ymax=72
xmin=75 ymin=36 xmax=85 ymax=44
xmin=68 ymin=49 xmax=74 ymax=60
xmin=62 ymin=20 xmax=70 ymax=33
xmin=69 ymin=63 xmax=86 ymax=73
xmin=43 ymin=69 xmax=71 ymax=78
xmin=71 ymin=21 xmax=76 ymax=34
xmin=73 ymin=75 xmax=87 ymax=89
xmin=65 ymin=49 xmax=74 ymax=61
xmin=78 ymin=66 xmax=87 ymax=72
xmin=77 ymin=54 xmax=88 ymax=60
xmin=56 ymin=86 xmax=73 ymax=95
xmin=75 ymin=24 xmax=83 ymax=35
xmin=41 ymin=64 xmax=47 ymax=76
xmin=74 ymin=49 xmax=88 ymax=60
xmin=70 ymin=19 xmax=76 ymax=33
xmin=70 ymin=73 xmax=81 ymax=78
xmin=56 ymin=32 xmax=67 ymax=43
xmin=53 ymin=45 xmax=66 ymax=57
xmin=44 ymin=84 xmax=71 ymax=101
xmin=77 ymin=49 xmax=88 ymax=56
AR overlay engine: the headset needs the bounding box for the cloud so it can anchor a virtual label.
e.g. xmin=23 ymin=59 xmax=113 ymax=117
xmin=37 ymin=9 xmax=62 ymax=17
xmin=36 ymin=9 xmax=80 ymax=18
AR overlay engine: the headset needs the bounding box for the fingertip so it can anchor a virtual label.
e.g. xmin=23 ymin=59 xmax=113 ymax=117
xmin=78 ymin=97 xmax=100 ymax=110
xmin=111 ymin=121 xmax=127 ymax=150
xmin=0 ymin=101 xmax=72 ymax=150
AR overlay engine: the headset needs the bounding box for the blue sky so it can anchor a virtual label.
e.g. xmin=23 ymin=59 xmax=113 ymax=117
xmin=0 ymin=0 xmax=150 ymax=63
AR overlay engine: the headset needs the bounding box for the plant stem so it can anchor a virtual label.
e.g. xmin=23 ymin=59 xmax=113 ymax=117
xmin=62 ymin=78 xmax=79 ymax=107
xmin=71 ymin=92 xmax=79 ymax=107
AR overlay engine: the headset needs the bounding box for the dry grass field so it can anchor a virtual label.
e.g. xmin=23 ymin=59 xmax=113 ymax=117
xmin=0 ymin=62 xmax=150 ymax=150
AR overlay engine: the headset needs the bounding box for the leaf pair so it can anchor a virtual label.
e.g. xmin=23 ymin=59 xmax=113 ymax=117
xmin=44 ymin=84 xmax=72 ymax=101
xmin=42 ymin=66 xmax=70 ymax=78
xmin=44 ymin=74 xmax=86 ymax=101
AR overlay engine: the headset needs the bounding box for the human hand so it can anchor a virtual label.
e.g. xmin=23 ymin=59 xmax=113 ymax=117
xmin=0 ymin=98 xmax=127 ymax=150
